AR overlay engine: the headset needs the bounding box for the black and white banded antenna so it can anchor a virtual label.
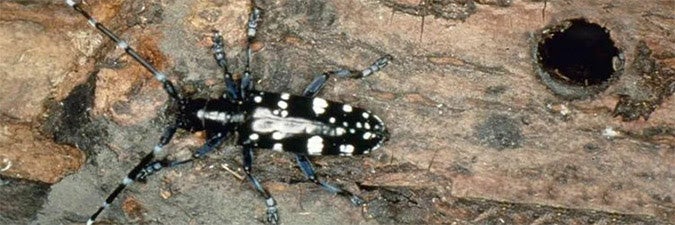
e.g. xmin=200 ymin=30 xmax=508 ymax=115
xmin=65 ymin=0 xmax=182 ymax=101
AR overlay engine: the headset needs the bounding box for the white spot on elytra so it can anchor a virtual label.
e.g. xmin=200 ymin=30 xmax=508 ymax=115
xmin=356 ymin=122 xmax=362 ymax=128
xmin=249 ymin=133 xmax=259 ymax=141
xmin=280 ymin=93 xmax=290 ymax=100
xmin=340 ymin=144 xmax=355 ymax=155
xmin=349 ymin=128 xmax=356 ymax=134
xmin=254 ymin=95 xmax=262 ymax=103
xmin=342 ymin=104 xmax=353 ymax=112
xmin=307 ymin=136 xmax=323 ymax=155
xmin=345 ymin=144 xmax=355 ymax=153
xmin=363 ymin=132 xmax=373 ymax=140
xmin=343 ymin=121 xmax=349 ymax=127
xmin=362 ymin=112 xmax=370 ymax=119
xmin=272 ymin=132 xmax=285 ymax=140
xmin=364 ymin=123 xmax=371 ymax=130
xmin=312 ymin=98 xmax=329 ymax=115
xmin=277 ymin=101 xmax=288 ymax=109
xmin=281 ymin=110 xmax=288 ymax=117
xmin=329 ymin=117 xmax=336 ymax=123
xmin=336 ymin=127 xmax=346 ymax=136
xmin=273 ymin=143 xmax=283 ymax=152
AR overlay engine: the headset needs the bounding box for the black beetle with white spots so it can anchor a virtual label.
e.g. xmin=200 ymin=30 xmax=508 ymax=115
xmin=65 ymin=0 xmax=391 ymax=224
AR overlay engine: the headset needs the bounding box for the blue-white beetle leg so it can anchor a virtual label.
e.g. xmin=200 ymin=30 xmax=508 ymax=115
xmin=242 ymin=144 xmax=279 ymax=225
xmin=302 ymin=55 xmax=393 ymax=97
xmin=211 ymin=31 xmax=239 ymax=100
xmin=241 ymin=6 xmax=262 ymax=99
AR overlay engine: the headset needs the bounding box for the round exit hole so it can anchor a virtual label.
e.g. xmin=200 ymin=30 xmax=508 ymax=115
xmin=534 ymin=18 xmax=623 ymax=99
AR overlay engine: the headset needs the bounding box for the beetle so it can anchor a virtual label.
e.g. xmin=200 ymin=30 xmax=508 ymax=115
xmin=65 ymin=0 xmax=391 ymax=224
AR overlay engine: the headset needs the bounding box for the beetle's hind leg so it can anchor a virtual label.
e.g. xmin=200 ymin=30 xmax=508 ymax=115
xmin=242 ymin=144 xmax=279 ymax=225
xmin=294 ymin=155 xmax=365 ymax=205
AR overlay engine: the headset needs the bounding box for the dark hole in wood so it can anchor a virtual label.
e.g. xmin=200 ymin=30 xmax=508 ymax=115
xmin=537 ymin=19 xmax=619 ymax=86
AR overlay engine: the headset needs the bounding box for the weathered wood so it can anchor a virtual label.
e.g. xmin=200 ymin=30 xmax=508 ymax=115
xmin=0 ymin=0 xmax=671 ymax=224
